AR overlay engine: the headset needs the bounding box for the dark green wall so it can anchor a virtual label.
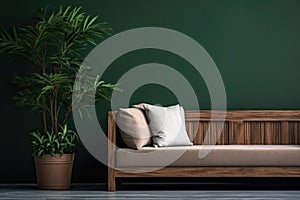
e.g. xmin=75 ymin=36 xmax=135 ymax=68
xmin=1 ymin=0 xmax=300 ymax=183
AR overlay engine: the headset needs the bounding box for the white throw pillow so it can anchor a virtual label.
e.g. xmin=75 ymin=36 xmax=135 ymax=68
xmin=142 ymin=104 xmax=192 ymax=147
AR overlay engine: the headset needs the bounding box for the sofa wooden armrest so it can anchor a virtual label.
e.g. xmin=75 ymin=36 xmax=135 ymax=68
xmin=108 ymin=110 xmax=300 ymax=191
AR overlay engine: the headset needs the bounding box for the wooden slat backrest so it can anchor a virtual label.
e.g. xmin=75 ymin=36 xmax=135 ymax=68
xmin=185 ymin=110 xmax=300 ymax=145
xmin=108 ymin=110 xmax=300 ymax=146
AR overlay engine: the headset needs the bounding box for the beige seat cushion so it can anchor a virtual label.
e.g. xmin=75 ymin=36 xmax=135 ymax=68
xmin=116 ymin=145 xmax=300 ymax=167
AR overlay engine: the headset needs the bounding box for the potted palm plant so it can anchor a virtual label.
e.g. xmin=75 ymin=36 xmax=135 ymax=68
xmin=0 ymin=6 xmax=116 ymax=189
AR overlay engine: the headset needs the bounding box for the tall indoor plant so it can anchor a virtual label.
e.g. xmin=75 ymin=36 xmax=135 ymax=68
xmin=0 ymin=6 xmax=116 ymax=189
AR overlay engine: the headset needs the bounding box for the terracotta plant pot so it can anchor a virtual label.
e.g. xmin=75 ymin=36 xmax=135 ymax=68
xmin=34 ymin=154 xmax=75 ymax=190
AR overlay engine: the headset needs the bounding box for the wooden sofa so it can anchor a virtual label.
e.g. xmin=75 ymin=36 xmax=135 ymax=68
xmin=107 ymin=110 xmax=300 ymax=191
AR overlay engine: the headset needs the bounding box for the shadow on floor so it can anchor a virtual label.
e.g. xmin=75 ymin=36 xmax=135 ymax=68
xmin=1 ymin=178 xmax=300 ymax=191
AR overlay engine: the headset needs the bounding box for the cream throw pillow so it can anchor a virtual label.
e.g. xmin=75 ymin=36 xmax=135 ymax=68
xmin=115 ymin=108 xmax=151 ymax=149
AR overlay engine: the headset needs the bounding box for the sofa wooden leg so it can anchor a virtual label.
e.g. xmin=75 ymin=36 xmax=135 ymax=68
xmin=108 ymin=178 xmax=116 ymax=192
xmin=108 ymin=168 xmax=116 ymax=192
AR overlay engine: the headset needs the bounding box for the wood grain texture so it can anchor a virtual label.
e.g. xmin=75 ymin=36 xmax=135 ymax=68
xmin=246 ymin=122 xmax=265 ymax=144
xmin=216 ymin=122 xmax=229 ymax=145
xmin=185 ymin=122 xmax=194 ymax=142
xmin=115 ymin=167 xmax=300 ymax=177
xmin=229 ymin=121 xmax=244 ymax=144
xmin=289 ymin=122 xmax=300 ymax=145
xmin=185 ymin=111 xmax=300 ymax=145
xmin=193 ymin=122 xmax=203 ymax=144
xmin=108 ymin=112 xmax=116 ymax=192
xmin=192 ymin=122 xmax=229 ymax=145
xmin=264 ymin=122 xmax=281 ymax=144
xmin=281 ymin=122 xmax=289 ymax=144
xmin=185 ymin=110 xmax=300 ymax=121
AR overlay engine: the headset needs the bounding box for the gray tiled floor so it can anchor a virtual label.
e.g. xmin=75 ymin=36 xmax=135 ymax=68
xmin=0 ymin=185 xmax=300 ymax=200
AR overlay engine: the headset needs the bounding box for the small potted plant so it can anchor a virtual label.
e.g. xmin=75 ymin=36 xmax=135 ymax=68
xmin=0 ymin=6 xmax=116 ymax=189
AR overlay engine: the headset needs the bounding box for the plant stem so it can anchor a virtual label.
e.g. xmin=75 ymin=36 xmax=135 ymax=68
xmin=49 ymin=95 xmax=55 ymax=132
xmin=42 ymin=110 xmax=47 ymax=135
xmin=62 ymin=107 xmax=72 ymax=125
xmin=33 ymin=48 xmax=44 ymax=73
xmin=53 ymin=88 xmax=58 ymax=134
